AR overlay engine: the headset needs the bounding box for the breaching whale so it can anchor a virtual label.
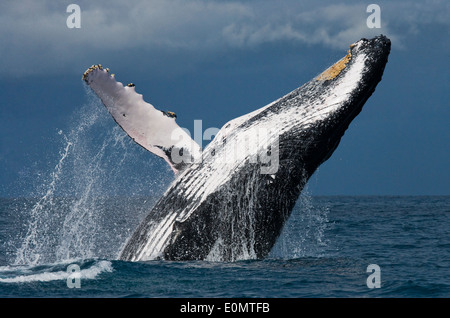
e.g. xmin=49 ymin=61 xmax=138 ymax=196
xmin=83 ymin=35 xmax=390 ymax=261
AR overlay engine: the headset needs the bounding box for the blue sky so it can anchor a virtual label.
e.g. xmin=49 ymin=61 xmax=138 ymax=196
xmin=0 ymin=0 xmax=449 ymax=196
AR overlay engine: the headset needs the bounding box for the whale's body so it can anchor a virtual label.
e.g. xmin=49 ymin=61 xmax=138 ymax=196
xmin=83 ymin=36 xmax=390 ymax=261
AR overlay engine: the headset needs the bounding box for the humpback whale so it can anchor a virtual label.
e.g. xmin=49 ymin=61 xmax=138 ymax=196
xmin=83 ymin=35 xmax=390 ymax=261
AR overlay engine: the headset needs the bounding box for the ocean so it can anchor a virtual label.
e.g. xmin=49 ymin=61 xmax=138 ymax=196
xmin=1 ymin=195 xmax=449 ymax=299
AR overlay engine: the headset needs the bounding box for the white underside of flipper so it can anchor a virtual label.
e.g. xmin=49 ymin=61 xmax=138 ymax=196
xmin=82 ymin=65 xmax=201 ymax=174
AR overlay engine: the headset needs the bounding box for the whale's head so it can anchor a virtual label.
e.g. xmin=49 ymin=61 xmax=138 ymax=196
xmin=234 ymin=35 xmax=391 ymax=184
xmin=298 ymin=35 xmax=391 ymax=175
xmin=206 ymin=35 xmax=391 ymax=185
xmin=189 ymin=36 xmax=392 ymax=208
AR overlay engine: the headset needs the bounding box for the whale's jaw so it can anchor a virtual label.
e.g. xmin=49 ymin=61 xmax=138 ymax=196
xmin=118 ymin=36 xmax=391 ymax=262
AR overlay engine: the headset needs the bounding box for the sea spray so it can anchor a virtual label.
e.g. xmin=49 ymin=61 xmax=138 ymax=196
xmin=13 ymin=91 xmax=171 ymax=265
xmin=205 ymin=168 xmax=261 ymax=262
xmin=269 ymin=187 xmax=330 ymax=259
xmin=14 ymin=139 xmax=73 ymax=266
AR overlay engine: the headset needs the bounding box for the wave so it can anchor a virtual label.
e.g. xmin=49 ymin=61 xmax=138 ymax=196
xmin=0 ymin=259 xmax=113 ymax=284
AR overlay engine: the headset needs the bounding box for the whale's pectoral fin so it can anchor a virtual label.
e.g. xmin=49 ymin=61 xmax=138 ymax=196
xmin=82 ymin=65 xmax=202 ymax=174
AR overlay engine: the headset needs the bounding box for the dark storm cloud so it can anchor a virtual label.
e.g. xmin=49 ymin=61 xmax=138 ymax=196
xmin=0 ymin=0 xmax=448 ymax=77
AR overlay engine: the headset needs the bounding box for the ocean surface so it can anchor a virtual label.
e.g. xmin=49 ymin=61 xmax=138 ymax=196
xmin=1 ymin=195 xmax=449 ymax=298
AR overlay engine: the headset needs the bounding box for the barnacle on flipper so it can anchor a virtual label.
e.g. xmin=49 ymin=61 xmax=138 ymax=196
xmin=161 ymin=111 xmax=177 ymax=118
xmin=82 ymin=64 xmax=104 ymax=82
xmin=167 ymin=111 xmax=177 ymax=118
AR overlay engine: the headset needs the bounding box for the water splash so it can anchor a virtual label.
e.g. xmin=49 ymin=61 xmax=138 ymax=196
xmin=13 ymin=90 xmax=170 ymax=266
xmin=270 ymin=188 xmax=330 ymax=259
xmin=0 ymin=260 xmax=113 ymax=284
xmin=205 ymin=168 xmax=261 ymax=262
xmin=14 ymin=140 xmax=73 ymax=265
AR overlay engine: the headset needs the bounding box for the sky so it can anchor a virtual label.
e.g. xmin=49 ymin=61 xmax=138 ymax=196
xmin=0 ymin=0 xmax=449 ymax=197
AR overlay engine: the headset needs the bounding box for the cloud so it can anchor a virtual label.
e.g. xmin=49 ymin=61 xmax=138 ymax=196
xmin=0 ymin=0 xmax=447 ymax=77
